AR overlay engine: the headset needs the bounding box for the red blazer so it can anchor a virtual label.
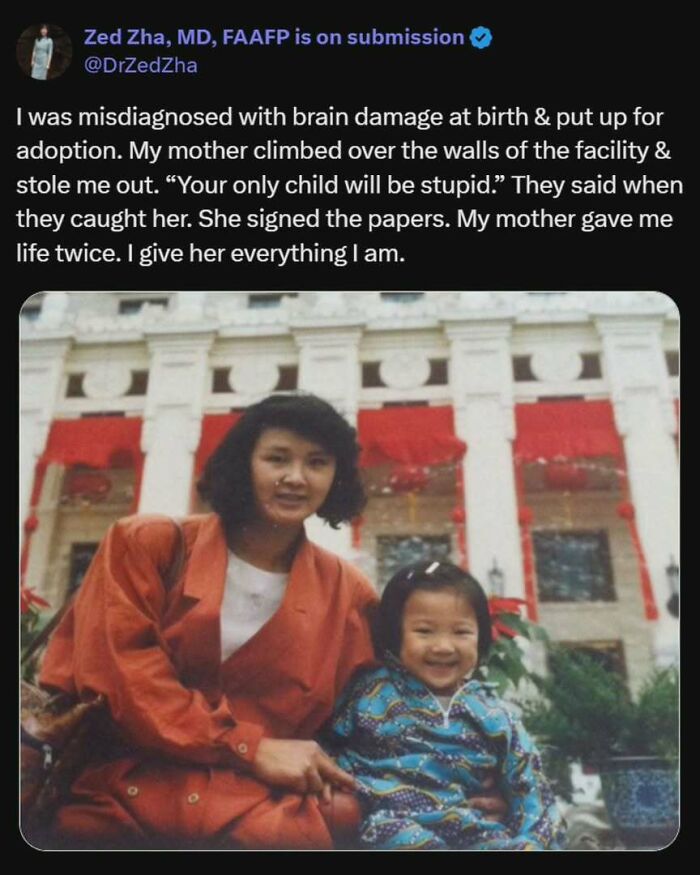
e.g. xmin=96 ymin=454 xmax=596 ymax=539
xmin=40 ymin=514 xmax=378 ymax=848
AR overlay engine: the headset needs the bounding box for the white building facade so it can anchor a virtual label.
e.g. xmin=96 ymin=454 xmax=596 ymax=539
xmin=20 ymin=291 xmax=679 ymax=691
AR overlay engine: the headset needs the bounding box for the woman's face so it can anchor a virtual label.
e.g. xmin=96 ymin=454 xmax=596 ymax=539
xmin=40 ymin=26 xmax=48 ymax=37
xmin=250 ymin=428 xmax=337 ymax=529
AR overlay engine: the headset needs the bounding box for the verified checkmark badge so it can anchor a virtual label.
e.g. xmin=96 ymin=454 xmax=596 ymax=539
xmin=469 ymin=26 xmax=493 ymax=49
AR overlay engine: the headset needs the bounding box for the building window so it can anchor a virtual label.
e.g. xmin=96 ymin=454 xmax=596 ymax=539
xmin=212 ymin=368 xmax=231 ymax=393
xmin=21 ymin=300 xmax=43 ymax=322
xmin=248 ymin=293 xmax=298 ymax=309
xmin=380 ymin=293 xmax=424 ymax=303
xmin=665 ymin=351 xmax=679 ymax=377
xmin=533 ymin=530 xmax=616 ymax=602
xmin=118 ymin=298 xmax=169 ymax=315
xmin=125 ymin=370 xmax=149 ymax=396
xmin=377 ymin=535 xmax=451 ymax=592
xmin=67 ymin=542 xmax=99 ymax=595
xmin=513 ymin=355 xmax=536 ymax=382
xmin=276 ymin=365 xmax=298 ymax=391
xmin=66 ymin=374 xmax=86 ymax=398
xmin=427 ymin=359 xmax=448 ymax=385
xmin=80 ymin=411 xmax=125 ymax=418
xmin=527 ymin=292 xmax=567 ymax=299
xmin=579 ymin=353 xmax=602 ymax=379
xmin=555 ymin=640 xmax=627 ymax=679
xmin=362 ymin=362 xmax=383 ymax=388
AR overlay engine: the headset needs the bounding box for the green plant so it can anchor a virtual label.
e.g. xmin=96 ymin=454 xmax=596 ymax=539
xmin=624 ymin=667 xmax=679 ymax=760
xmin=20 ymin=586 xmax=52 ymax=682
xmin=521 ymin=648 xmax=679 ymax=765
xmin=474 ymin=597 xmax=549 ymax=694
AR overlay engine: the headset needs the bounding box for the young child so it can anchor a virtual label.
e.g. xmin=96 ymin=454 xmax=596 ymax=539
xmin=327 ymin=561 xmax=565 ymax=850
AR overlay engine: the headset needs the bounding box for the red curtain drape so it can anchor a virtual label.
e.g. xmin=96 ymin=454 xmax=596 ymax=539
xmin=514 ymin=400 xmax=623 ymax=461
xmin=195 ymin=413 xmax=242 ymax=475
xmin=196 ymin=408 xmax=466 ymax=473
xmin=358 ymin=406 xmax=466 ymax=467
xmin=41 ymin=417 xmax=143 ymax=469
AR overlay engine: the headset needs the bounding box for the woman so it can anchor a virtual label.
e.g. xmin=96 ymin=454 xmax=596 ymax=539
xmin=31 ymin=25 xmax=53 ymax=80
xmin=38 ymin=394 xmax=503 ymax=849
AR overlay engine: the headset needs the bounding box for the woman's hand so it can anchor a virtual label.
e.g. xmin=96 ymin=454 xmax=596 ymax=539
xmin=251 ymin=738 xmax=356 ymax=797
xmin=469 ymin=776 xmax=509 ymax=823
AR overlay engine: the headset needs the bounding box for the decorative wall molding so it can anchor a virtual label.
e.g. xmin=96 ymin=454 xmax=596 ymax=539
xmin=21 ymin=292 xmax=679 ymax=344
xmin=229 ymin=360 xmax=280 ymax=395
xmin=531 ymin=346 xmax=584 ymax=382
xmin=379 ymin=351 xmax=430 ymax=390
xmin=82 ymin=362 xmax=132 ymax=400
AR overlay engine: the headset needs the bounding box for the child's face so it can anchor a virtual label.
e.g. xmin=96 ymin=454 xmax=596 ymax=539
xmin=399 ymin=588 xmax=479 ymax=696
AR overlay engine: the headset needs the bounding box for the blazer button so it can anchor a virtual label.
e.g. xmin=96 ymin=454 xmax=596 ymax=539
xmin=237 ymin=742 xmax=249 ymax=755
xmin=187 ymin=793 xmax=200 ymax=804
xmin=127 ymin=786 xmax=139 ymax=797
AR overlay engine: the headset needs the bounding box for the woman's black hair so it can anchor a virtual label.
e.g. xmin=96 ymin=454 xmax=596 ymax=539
xmin=374 ymin=561 xmax=493 ymax=664
xmin=197 ymin=393 xmax=366 ymax=533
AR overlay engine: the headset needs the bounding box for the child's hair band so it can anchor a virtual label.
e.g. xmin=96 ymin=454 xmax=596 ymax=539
xmin=425 ymin=561 xmax=440 ymax=575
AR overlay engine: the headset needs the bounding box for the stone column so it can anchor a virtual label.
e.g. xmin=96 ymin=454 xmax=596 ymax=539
xmin=444 ymin=317 xmax=525 ymax=598
xmin=595 ymin=312 xmax=680 ymax=665
xmin=173 ymin=291 xmax=207 ymax=322
xmin=138 ymin=335 xmax=213 ymax=515
xmin=22 ymin=465 xmax=65 ymax=604
xmin=292 ymin=324 xmax=363 ymax=557
xmin=36 ymin=291 xmax=70 ymax=328
xmin=20 ymin=339 xmax=71 ymax=526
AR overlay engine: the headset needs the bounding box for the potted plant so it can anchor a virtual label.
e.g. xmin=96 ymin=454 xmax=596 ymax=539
xmin=522 ymin=648 xmax=679 ymax=848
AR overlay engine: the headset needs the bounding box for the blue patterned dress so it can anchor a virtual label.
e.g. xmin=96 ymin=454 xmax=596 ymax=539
xmin=327 ymin=661 xmax=565 ymax=850
xmin=31 ymin=37 xmax=53 ymax=80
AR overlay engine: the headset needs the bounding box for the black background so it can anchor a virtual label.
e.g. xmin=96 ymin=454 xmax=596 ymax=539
xmin=9 ymin=9 xmax=692 ymax=299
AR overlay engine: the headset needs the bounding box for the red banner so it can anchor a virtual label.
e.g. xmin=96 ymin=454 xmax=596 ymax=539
xmin=358 ymin=406 xmax=466 ymax=467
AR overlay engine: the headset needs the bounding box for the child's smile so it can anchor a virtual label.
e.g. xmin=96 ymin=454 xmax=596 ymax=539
xmin=399 ymin=589 xmax=479 ymax=696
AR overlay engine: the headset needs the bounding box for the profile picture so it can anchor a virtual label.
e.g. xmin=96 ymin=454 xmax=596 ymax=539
xmin=16 ymin=24 xmax=73 ymax=81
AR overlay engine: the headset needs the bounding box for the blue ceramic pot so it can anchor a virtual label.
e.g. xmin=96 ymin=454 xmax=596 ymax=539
xmin=600 ymin=757 xmax=679 ymax=849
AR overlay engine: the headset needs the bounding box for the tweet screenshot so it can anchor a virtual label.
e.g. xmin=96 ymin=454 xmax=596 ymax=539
xmin=17 ymin=11 xmax=683 ymax=852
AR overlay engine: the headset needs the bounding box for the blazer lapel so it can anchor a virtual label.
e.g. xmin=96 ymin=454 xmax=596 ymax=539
xmin=164 ymin=514 xmax=228 ymax=688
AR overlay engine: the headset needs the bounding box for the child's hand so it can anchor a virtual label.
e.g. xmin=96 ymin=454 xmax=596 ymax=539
xmin=469 ymin=776 xmax=509 ymax=823
xmin=251 ymin=738 xmax=357 ymax=796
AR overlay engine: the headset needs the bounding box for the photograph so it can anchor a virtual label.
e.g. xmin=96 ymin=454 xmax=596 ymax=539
xmin=20 ymin=290 xmax=679 ymax=850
